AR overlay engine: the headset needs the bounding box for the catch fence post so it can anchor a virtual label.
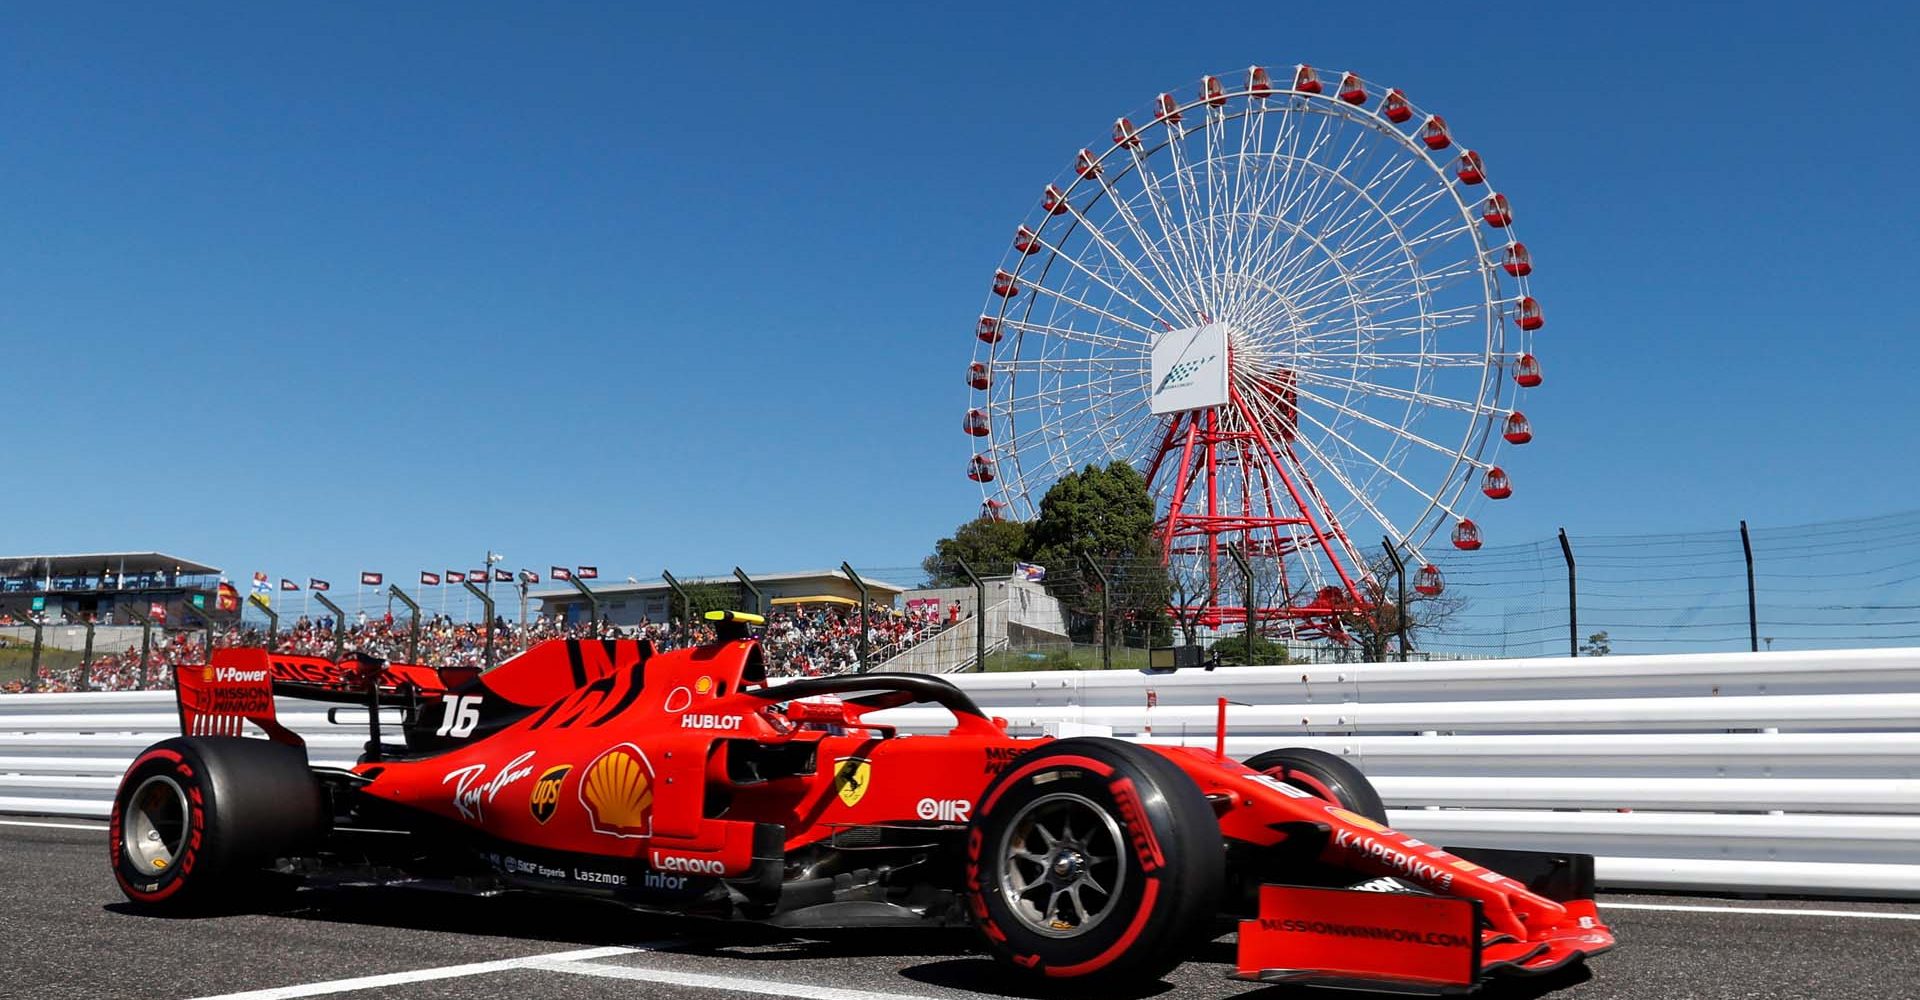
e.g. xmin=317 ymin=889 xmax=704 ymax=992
xmin=247 ymin=595 xmax=279 ymax=647
xmin=1227 ymin=546 xmax=1256 ymax=666
xmin=1558 ymin=528 xmax=1577 ymax=658
xmin=661 ymin=570 xmax=692 ymax=644
xmin=462 ymin=581 xmax=496 ymax=668
xmin=956 ymin=557 xmax=987 ymax=672
xmin=25 ymin=616 xmax=44 ymax=692
xmin=564 ymin=575 xmax=600 ymax=635
xmin=81 ymin=617 xmax=97 ymax=691
xmin=388 ymin=585 xmax=421 ymax=664
xmin=1082 ymin=554 xmax=1112 ymax=671
xmin=840 ymin=562 xmax=871 ymax=672
xmin=1740 ymin=520 xmax=1758 ymax=652
xmin=733 ymin=568 xmax=764 ymax=618
xmin=127 ymin=608 xmax=156 ymax=688
xmin=312 ymin=594 xmax=347 ymax=662
xmin=1381 ymin=535 xmax=1408 ymax=662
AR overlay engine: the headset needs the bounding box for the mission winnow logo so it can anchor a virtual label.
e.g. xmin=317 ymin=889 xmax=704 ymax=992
xmin=1156 ymin=355 xmax=1217 ymax=395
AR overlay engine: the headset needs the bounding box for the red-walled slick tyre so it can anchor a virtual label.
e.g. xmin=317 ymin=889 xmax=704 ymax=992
xmin=965 ymin=738 xmax=1223 ymax=985
xmin=1243 ymin=746 xmax=1388 ymax=825
xmin=109 ymin=737 xmax=325 ymax=912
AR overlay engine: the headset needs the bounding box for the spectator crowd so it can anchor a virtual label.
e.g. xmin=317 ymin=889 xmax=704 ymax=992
xmin=1 ymin=602 xmax=961 ymax=693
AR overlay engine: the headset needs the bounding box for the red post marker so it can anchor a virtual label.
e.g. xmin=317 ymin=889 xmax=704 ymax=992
xmin=1217 ymin=696 xmax=1228 ymax=758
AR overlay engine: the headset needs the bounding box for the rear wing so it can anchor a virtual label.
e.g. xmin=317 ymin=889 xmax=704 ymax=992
xmin=263 ymin=651 xmax=462 ymax=705
xmin=175 ymin=648 xmax=303 ymax=747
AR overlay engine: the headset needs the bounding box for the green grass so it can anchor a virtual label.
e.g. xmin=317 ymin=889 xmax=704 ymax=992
xmin=0 ymin=644 xmax=85 ymax=685
xmin=984 ymin=645 xmax=1151 ymax=672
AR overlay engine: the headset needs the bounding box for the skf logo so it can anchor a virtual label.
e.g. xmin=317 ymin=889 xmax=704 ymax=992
xmin=916 ymin=798 xmax=971 ymax=822
xmin=832 ymin=758 xmax=871 ymax=807
xmin=680 ymin=714 xmax=742 ymax=731
xmin=529 ymin=764 xmax=571 ymax=824
xmin=579 ymin=744 xmax=654 ymax=839
xmin=1155 ymin=355 xmax=1216 ymax=394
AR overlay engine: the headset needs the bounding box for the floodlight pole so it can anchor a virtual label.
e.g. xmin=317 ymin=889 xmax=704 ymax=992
xmin=312 ymin=594 xmax=347 ymax=662
xmin=1082 ymin=554 xmax=1112 ymax=671
xmin=1381 ymin=535 xmax=1408 ymax=663
xmin=956 ymin=557 xmax=987 ymax=672
xmin=661 ymin=570 xmax=692 ymax=644
xmin=840 ymin=562 xmax=871 ymax=672
xmin=462 ymin=581 xmax=496 ymax=668
xmin=733 ymin=568 xmax=763 ymax=618
xmin=1226 ymin=546 xmax=1256 ymax=667
xmin=388 ymin=585 xmax=421 ymax=664
xmin=248 ymin=595 xmax=279 ymax=646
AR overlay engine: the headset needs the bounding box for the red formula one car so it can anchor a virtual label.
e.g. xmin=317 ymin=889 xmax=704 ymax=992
xmin=111 ymin=612 xmax=1612 ymax=992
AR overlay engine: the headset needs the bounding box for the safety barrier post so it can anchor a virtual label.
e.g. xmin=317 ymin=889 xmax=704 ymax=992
xmin=840 ymin=562 xmax=870 ymax=672
xmin=462 ymin=581 xmax=496 ymax=668
xmin=1559 ymin=528 xmax=1578 ymax=658
xmin=388 ymin=585 xmax=421 ymax=664
xmin=1226 ymin=546 xmax=1255 ymax=667
xmin=1381 ymin=535 xmax=1408 ymax=662
xmin=312 ymin=594 xmax=347 ymax=662
xmin=1080 ymin=554 xmax=1113 ymax=671
xmin=247 ymin=595 xmax=279 ymax=647
xmin=733 ymin=567 xmax=764 ymax=618
xmin=956 ymin=557 xmax=987 ymax=672
xmin=1741 ymin=520 xmax=1758 ymax=652
xmin=661 ymin=570 xmax=692 ymax=644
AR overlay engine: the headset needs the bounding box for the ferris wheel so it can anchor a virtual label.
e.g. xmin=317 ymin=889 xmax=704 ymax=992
xmin=965 ymin=63 xmax=1545 ymax=637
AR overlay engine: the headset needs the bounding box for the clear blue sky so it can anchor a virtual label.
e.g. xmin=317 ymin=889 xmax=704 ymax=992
xmin=4 ymin=2 xmax=1916 ymax=593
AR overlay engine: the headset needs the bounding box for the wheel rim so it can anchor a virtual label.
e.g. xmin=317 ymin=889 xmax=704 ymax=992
xmin=995 ymin=791 xmax=1128 ymax=938
xmin=123 ymin=774 xmax=189 ymax=877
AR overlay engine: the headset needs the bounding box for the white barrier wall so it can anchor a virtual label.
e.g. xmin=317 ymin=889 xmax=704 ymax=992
xmin=4 ymin=647 xmax=1918 ymax=897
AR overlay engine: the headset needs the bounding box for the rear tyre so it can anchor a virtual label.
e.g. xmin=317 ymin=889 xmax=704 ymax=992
xmin=110 ymin=736 xmax=325 ymax=913
xmin=965 ymin=738 xmax=1223 ymax=985
xmin=1243 ymin=747 xmax=1387 ymax=824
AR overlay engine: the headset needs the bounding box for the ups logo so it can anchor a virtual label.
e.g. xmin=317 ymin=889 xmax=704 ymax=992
xmin=529 ymin=764 xmax=572 ymax=824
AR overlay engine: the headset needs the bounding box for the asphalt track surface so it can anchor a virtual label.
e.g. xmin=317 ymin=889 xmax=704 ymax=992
xmin=4 ymin=820 xmax=1918 ymax=1000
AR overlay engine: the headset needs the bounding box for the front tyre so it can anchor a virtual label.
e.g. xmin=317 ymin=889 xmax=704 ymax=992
xmin=110 ymin=737 xmax=324 ymax=912
xmin=1242 ymin=746 xmax=1387 ymax=824
xmin=965 ymin=738 xmax=1223 ymax=985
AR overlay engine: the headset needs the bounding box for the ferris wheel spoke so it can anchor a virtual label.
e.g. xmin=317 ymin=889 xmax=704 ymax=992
xmin=990 ymin=370 xmax=1149 ymax=412
xmin=1014 ymin=283 xmax=1161 ymax=340
xmin=999 ymin=317 xmax=1154 ymax=353
xmin=1287 ymin=380 xmax=1493 ymax=462
xmin=1294 ymin=352 xmax=1492 ymax=370
xmin=1284 ymin=389 xmax=1465 ymax=522
xmin=1230 ymin=388 xmax=1382 ymax=572
xmin=1290 ymin=368 xmax=1495 ymax=419
xmin=1030 ymin=237 xmax=1180 ymax=329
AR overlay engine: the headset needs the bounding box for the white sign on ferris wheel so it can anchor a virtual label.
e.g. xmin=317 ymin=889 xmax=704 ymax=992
xmin=1149 ymin=322 xmax=1231 ymax=416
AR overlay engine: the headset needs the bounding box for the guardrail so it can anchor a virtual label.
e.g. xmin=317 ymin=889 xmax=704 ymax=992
xmin=3 ymin=646 xmax=1917 ymax=897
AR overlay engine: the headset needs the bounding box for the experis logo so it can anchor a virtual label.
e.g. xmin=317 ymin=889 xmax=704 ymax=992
xmin=1156 ymin=355 xmax=1216 ymax=395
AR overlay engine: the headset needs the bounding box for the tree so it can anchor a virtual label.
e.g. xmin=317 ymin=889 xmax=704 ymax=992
xmin=1582 ymin=630 xmax=1611 ymax=657
xmin=1329 ymin=554 xmax=1465 ymax=662
xmin=1208 ymin=630 xmax=1289 ymax=666
xmin=922 ymin=517 xmax=1030 ymax=586
xmin=677 ymin=582 xmax=741 ymax=621
xmin=1022 ymin=461 xmax=1170 ymax=644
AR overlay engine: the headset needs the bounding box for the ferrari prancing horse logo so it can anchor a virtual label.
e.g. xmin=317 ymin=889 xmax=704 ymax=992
xmin=833 ymin=757 xmax=871 ymax=807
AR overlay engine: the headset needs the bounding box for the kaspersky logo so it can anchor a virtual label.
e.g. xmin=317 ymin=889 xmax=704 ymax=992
xmin=1156 ymin=355 xmax=1217 ymax=395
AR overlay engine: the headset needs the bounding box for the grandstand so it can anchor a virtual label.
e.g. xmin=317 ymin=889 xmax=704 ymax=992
xmin=531 ymin=568 xmax=907 ymax=625
xmin=0 ymin=553 xmax=225 ymax=625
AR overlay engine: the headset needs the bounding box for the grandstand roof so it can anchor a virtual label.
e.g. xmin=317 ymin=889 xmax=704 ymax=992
xmin=528 ymin=568 xmax=907 ymax=601
xmin=0 ymin=552 xmax=220 ymax=577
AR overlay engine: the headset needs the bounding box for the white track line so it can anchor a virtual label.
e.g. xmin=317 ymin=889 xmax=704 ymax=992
xmin=1602 ymin=902 xmax=1920 ymax=921
xmin=180 ymin=945 xmax=640 ymax=1000
xmin=0 ymin=818 xmax=104 ymax=831
xmin=531 ymin=958 xmax=947 ymax=1000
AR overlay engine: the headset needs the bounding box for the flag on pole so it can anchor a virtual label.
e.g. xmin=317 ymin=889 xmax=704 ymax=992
xmin=447 ymin=571 xmax=467 ymax=584
xmin=1014 ymin=562 xmax=1047 ymax=582
xmin=251 ymin=572 xmax=272 ymax=606
xmin=520 ymin=570 xmax=540 ymax=584
xmin=470 ymin=569 xmax=488 ymax=581
xmin=279 ymin=578 xmax=299 ymax=592
xmin=551 ymin=566 xmax=572 ymax=581
xmin=360 ymin=572 xmax=383 ymax=586
xmin=309 ymin=578 xmax=331 ymax=591
xmin=216 ymin=581 xmax=241 ymax=611
xmin=420 ymin=572 xmax=441 ymax=586
xmin=494 ymin=569 xmax=513 ymax=583
xmin=577 ymin=566 xmax=599 ymax=580
xmin=149 ymin=601 xmax=168 ymax=625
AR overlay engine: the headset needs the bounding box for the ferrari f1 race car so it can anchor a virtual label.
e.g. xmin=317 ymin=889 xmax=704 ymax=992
xmin=111 ymin=611 xmax=1613 ymax=993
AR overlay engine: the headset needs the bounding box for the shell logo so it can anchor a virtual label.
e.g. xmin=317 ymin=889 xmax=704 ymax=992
xmin=201 ymin=667 xmax=215 ymax=683
xmin=693 ymin=675 xmax=713 ymax=695
xmin=579 ymin=743 xmax=655 ymax=839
